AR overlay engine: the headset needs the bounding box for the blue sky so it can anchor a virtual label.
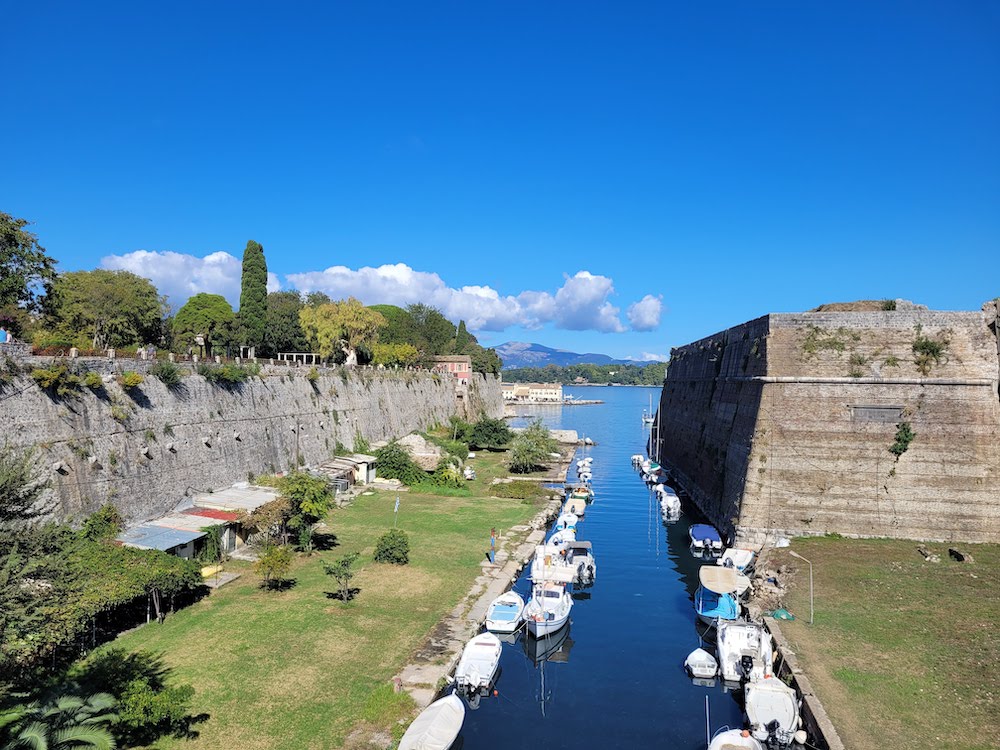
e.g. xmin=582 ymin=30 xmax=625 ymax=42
xmin=3 ymin=1 xmax=998 ymax=360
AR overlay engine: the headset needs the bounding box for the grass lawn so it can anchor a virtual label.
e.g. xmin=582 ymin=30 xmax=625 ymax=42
xmin=98 ymin=480 xmax=540 ymax=749
xmin=771 ymin=537 xmax=1000 ymax=750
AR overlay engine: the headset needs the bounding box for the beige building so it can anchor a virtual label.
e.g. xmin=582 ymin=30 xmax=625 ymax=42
xmin=501 ymin=381 xmax=564 ymax=403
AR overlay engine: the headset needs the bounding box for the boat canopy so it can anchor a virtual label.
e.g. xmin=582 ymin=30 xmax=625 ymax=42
xmin=690 ymin=523 xmax=721 ymax=543
xmin=567 ymin=540 xmax=592 ymax=552
xmin=699 ymin=566 xmax=751 ymax=595
xmin=398 ymin=694 xmax=465 ymax=750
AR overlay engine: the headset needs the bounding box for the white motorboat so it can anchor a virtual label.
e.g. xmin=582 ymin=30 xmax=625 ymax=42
xmin=642 ymin=393 xmax=655 ymax=425
xmin=658 ymin=485 xmax=681 ymax=517
xmin=484 ymin=590 xmax=525 ymax=634
xmin=398 ymin=693 xmax=465 ymax=750
xmin=716 ymin=619 xmax=774 ymax=684
xmin=707 ymin=728 xmax=764 ymax=750
xmin=631 ymin=454 xmax=644 ymax=467
xmin=745 ymin=675 xmax=806 ymax=747
xmin=684 ymin=647 xmax=718 ymax=679
xmin=565 ymin=540 xmax=597 ymax=585
xmin=690 ymin=524 xmax=724 ymax=551
xmin=554 ymin=512 xmax=578 ymax=532
xmin=695 ymin=566 xmax=751 ymax=626
xmin=523 ymin=580 xmax=573 ymax=637
xmin=547 ymin=528 xmax=576 ymax=552
xmin=717 ymin=547 xmax=756 ymax=572
xmin=530 ymin=544 xmax=576 ymax=584
xmin=454 ymin=632 xmax=502 ymax=697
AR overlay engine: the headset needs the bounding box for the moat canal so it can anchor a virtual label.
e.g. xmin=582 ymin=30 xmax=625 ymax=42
xmin=459 ymin=385 xmax=743 ymax=749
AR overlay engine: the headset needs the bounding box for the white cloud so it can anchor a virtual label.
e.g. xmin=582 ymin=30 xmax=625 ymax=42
xmin=101 ymin=250 xmax=280 ymax=310
xmin=100 ymin=251 xmax=661 ymax=334
xmin=630 ymin=352 xmax=669 ymax=362
xmin=626 ymin=294 xmax=663 ymax=331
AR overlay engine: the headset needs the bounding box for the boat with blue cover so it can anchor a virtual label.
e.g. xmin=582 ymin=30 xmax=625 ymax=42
xmin=689 ymin=523 xmax=723 ymax=551
xmin=694 ymin=566 xmax=748 ymax=626
xmin=484 ymin=590 xmax=525 ymax=634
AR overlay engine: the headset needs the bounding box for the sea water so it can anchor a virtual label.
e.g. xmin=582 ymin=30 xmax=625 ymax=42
xmin=459 ymin=385 xmax=744 ymax=749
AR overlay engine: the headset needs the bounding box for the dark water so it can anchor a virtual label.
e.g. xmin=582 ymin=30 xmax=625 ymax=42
xmin=459 ymin=386 xmax=743 ymax=749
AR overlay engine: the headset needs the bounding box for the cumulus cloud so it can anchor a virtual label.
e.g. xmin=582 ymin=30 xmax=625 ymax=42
xmin=288 ymin=266 xmax=632 ymax=333
xmin=101 ymin=250 xmax=280 ymax=309
xmin=631 ymin=352 xmax=669 ymax=362
xmin=626 ymin=294 xmax=663 ymax=332
xmin=100 ymin=251 xmax=662 ymax=334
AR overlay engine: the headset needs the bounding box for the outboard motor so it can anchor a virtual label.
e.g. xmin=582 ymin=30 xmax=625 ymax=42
xmin=740 ymin=655 xmax=755 ymax=681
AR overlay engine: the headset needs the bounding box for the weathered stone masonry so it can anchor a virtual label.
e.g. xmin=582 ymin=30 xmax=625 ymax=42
xmin=0 ymin=359 xmax=502 ymax=523
xmin=656 ymin=307 xmax=1000 ymax=544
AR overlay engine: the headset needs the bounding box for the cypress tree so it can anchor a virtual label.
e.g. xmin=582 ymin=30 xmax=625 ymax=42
xmin=239 ymin=240 xmax=268 ymax=350
xmin=455 ymin=320 xmax=471 ymax=352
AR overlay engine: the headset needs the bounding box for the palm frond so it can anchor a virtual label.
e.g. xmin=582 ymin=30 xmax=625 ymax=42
xmin=51 ymin=725 xmax=116 ymax=750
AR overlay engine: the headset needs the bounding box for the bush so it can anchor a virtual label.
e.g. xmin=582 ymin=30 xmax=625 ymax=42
xmin=508 ymin=419 xmax=558 ymax=473
xmin=306 ymin=366 xmax=320 ymax=382
xmin=489 ymin=481 xmax=548 ymax=500
xmin=81 ymin=504 xmax=124 ymax=540
xmin=469 ymin=417 xmax=513 ymax=449
xmin=82 ymin=371 xmax=105 ymax=389
xmin=196 ymin=362 xmax=259 ymax=385
xmin=118 ymin=370 xmax=144 ymax=389
xmin=374 ymin=442 xmax=427 ymax=486
xmin=31 ymin=365 xmax=82 ymax=399
xmin=255 ymin=544 xmax=294 ymax=589
xmin=889 ymin=421 xmax=915 ymax=459
xmin=373 ymin=529 xmax=410 ymax=565
xmin=149 ymin=360 xmax=182 ymax=388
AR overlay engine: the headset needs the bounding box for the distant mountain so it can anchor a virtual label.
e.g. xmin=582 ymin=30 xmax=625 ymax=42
xmin=495 ymin=341 xmax=646 ymax=370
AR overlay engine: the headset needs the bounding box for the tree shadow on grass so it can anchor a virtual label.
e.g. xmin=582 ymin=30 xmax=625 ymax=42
xmin=324 ymin=587 xmax=361 ymax=601
xmin=65 ymin=648 xmax=209 ymax=745
xmin=260 ymin=578 xmax=298 ymax=592
xmin=312 ymin=531 xmax=339 ymax=551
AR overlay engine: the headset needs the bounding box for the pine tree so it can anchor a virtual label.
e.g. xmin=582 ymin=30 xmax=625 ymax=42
xmin=238 ymin=240 xmax=268 ymax=350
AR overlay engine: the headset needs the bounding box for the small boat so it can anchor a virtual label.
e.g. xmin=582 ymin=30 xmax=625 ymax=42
xmin=523 ymin=581 xmax=573 ymax=637
xmin=694 ymin=567 xmax=749 ymax=626
xmin=554 ymin=512 xmax=578 ymax=532
xmin=398 ymin=693 xmax=466 ymax=750
xmin=484 ymin=590 xmax=525 ymax=634
xmin=684 ymin=647 xmax=718 ymax=679
xmin=565 ymin=540 xmax=597 ymax=585
xmin=657 ymin=485 xmax=681 ymax=517
xmin=717 ymin=547 xmax=756 ymax=572
xmin=563 ymin=496 xmax=587 ymax=517
xmin=716 ymin=619 xmax=774 ymax=684
xmin=707 ymin=728 xmax=764 ymax=750
xmin=642 ymin=393 xmax=655 ymax=425
xmin=530 ymin=545 xmax=577 ymax=584
xmin=454 ymin=632 xmax=502 ymax=697
xmin=744 ymin=675 xmax=806 ymax=746
xmin=690 ymin=523 xmax=723 ymax=551
xmin=547 ymin=528 xmax=576 ymax=552
xmin=630 ymin=454 xmax=644 ymax=467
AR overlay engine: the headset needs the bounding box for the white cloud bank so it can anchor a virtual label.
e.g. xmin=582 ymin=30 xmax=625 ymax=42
xmin=101 ymin=250 xmax=279 ymax=309
xmin=100 ymin=251 xmax=663 ymax=334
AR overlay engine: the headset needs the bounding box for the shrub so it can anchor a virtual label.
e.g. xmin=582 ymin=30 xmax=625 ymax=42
xmin=373 ymin=529 xmax=410 ymax=565
xmin=889 ymin=421 xmax=915 ymax=459
xmin=196 ymin=362 xmax=258 ymax=385
xmin=469 ymin=417 xmax=513 ymax=449
xmin=82 ymin=371 xmax=105 ymax=389
xmin=508 ymin=419 xmax=558 ymax=473
xmin=306 ymin=366 xmax=320 ymax=382
xmin=374 ymin=442 xmax=427 ymax=486
xmin=431 ymin=460 xmax=463 ymax=488
xmin=111 ymin=403 xmax=130 ymax=422
xmin=255 ymin=544 xmax=294 ymax=589
xmin=31 ymin=365 xmax=82 ymax=399
xmin=150 ymin=360 xmax=182 ymax=388
xmin=118 ymin=371 xmax=144 ymax=390
xmin=353 ymin=431 xmax=370 ymax=454
xmin=81 ymin=503 xmax=124 ymax=540
xmin=489 ymin=481 xmax=548 ymax=500
xmin=912 ymin=325 xmax=949 ymax=375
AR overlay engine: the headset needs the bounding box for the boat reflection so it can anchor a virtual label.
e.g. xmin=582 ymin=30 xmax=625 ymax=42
xmin=522 ymin=622 xmax=573 ymax=666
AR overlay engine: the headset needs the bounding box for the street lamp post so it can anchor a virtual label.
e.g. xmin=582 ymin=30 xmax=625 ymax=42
xmin=788 ymin=550 xmax=813 ymax=625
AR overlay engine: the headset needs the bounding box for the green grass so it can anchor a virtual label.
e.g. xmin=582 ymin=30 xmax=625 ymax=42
xmin=99 ymin=478 xmax=540 ymax=750
xmin=773 ymin=538 xmax=1000 ymax=750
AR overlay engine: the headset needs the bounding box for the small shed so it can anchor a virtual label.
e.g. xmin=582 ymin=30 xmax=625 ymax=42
xmin=347 ymin=453 xmax=377 ymax=484
xmin=117 ymin=524 xmax=205 ymax=559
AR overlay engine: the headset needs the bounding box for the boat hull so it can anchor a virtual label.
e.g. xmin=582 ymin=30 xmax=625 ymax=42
xmin=525 ymin=610 xmax=570 ymax=637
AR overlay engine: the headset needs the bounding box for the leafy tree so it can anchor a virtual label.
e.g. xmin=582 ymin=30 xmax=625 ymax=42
xmin=44 ymin=270 xmax=167 ymax=350
xmin=262 ymin=291 xmax=308 ymax=357
xmin=172 ymin=293 xmax=235 ymax=356
xmin=469 ymin=417 xmax=513 ymax=449
xmin=255 ymin=544 xmax=293 ymax=590
xmin=299 ymin=298 xmax=386 ymax=365
xmin=508 ymin=419 xmax=558 ymax=473
xmin=0 ymin=446 xmax=52 ymax=526
xmin=373 ymin=442 xmax=426 ymax=486
xmin=372 ymin=342 xmax=419 ymax=367
xmin=370 ymin=304 xmax=418 ymax=346
xmin=0 ymin=692 xmax=118 ymax=750
xmin=280 ymin=472 xmax=334 ymax=552
xmin=373 ymin=529 xmax=409 ymax=565
xmin=323 ymin=552 xmax=359 ymax=601
xmin=305 ymin=291 xmax=331 ymax=307
xmin=406 ymin=303 xmax=455 ymax=356
xmin=80 ymin=505 xmax=123 ymax=541
xmin=238 ymin=240 xmax=267 ymax=350
xmin=468 ymin=345 xmax=502 ymax=375
xmin=0 ymin=211 xmax=57 ymax=315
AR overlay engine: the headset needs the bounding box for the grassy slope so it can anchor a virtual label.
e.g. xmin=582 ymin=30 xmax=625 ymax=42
xmin=104 ymin=485 xmax=539 ymax=750
xmin=773 ymin=537 xmax=1000 ymax=750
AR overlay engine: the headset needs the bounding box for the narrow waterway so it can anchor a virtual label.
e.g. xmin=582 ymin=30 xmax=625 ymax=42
xmin=459 ymin=385 xmax=743 ymax=749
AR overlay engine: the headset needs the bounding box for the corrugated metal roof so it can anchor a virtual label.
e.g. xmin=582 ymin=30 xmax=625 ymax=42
xmin=191 ymin=485 xmax=279 ymax=512
xmin=118 ymin=524 xmax=205 ymax=551
xmin=183 ymin=507 xmax=241 ymax=521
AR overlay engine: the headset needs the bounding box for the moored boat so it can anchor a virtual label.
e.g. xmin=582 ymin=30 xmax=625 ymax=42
xmin=694 ymin=566 xmax=749 ymax=626
xmin=707 ymin=728 xmax=764 ymax=750
xmin=744 ymin=675 xmax=806 ymax=747
xmin=716 ymin=619 xmax=774 ymax=684
xmin=454 ymin=632 xmax=502 ymax=697
xmin=684 ymin=646 xmax=718 ymax=679
xmin=565 ymin=540 xmax=597 ymax=585
xmin=554 ymin=512 xmax=578 ymax=532
xmin=398 ymin=693 xmax=465 ymax=750
xmin=690 ymin=523 xmax=723 ymax=551
xmin=523 ymin=580 xmax=573 ymax=637
xmin=717 ymin=547 xmax=756 ymax=572
xmin=530 ymin=544 xmax=577 ymax=584
xmin=484 ymin=590 xmax=526 ymax=634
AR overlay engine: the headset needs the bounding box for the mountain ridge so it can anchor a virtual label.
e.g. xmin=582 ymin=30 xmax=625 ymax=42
xmin=495 ymin=341 xmax=659 ymax=370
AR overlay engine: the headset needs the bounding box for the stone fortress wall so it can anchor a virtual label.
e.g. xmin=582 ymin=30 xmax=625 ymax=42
xmin=655 ymin=302 xmax=1000 ymax=544
xmin=0 ymin=354 xmax=502 ymax=523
